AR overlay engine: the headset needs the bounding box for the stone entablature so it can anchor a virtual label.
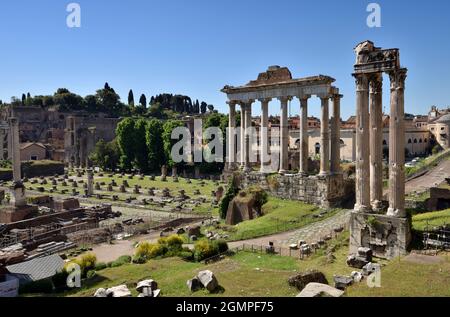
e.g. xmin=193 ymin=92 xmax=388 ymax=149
xmin=240 ymin=172 xmax=348 ymax=209
xmin=222 ymin=66 xmax=342 ymax=177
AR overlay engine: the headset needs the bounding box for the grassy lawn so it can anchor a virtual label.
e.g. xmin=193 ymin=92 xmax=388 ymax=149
xmin=412 ymin=209 xmax=450 ymax=231
xmin=21 ymin=173 xmax=220 ymax=216
xmin=347 ymin=254 xmax=450 ymax=297
xmin=225 ymin=197 xmax=341 ymax=241
xmin=24 ymin=228 xmax=450 ymax=297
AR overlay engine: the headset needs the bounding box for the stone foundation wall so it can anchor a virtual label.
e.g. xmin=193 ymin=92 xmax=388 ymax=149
xmin=349 ymin=212 xmax=411 ymax=259
xmin=239 ymin=172 xmax=347 ymax=208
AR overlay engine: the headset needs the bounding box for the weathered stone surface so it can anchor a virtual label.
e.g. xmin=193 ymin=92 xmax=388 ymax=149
xmin=358 ymin=247 xmax=373 ymax=262
xmin=351 ymin=271 xmax=363 ymax=283
xmin=346 ymin=254 xmax=369 ymax=269
xmin=106 ymin=285 xmax=132 ymax=297
xmin=187 ymin=277 xmax=202 ymax=292
xmin=187 ymin=225 xmax=201 ymax=237
xmin=296 ymin=283 xmax=344 ymax=298
xmin=333 ymin=275 xmax=353 ymax=290
xmin=136 ymin=279 xmax=158 ymax=293
xmin=94 ymin=288 xmax=107 ymax=297
xmin=362 ymin=262 xmax=381 ymax=276
xmin=226 ymin=191 xmax=256 ymax=225
xmin=288 ymin=270 xmax=328 ymax=291
xmin=197 ymin=270 xmax=219 ymax=292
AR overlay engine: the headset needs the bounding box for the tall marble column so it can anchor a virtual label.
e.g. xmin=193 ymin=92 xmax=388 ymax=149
xmin=319 ymin=96 xmax=330 ymax=175
xmin=228 ymin=101 xmax=237 ymax=170
xmin=244 ymin=100 xmax=253 ymax=172
xmin=240 ymin=103 xmax=246 ymax=169
xmin=330 ymin=94 xmax=342 ymax=174
xmin=354 ymin=73 xmax=371 ymax=213
xmin=0 ymin=130 xmax=4 ymax=160
xmin=299 ymin=96 xmax=309 ymax=175
xmin=387 ymin=69 xmax=407 ymax=218
xmin=369 ymin=74 xmax=384 ymax=211
xmin=259 ymin=98 xmax=271 ymax=173
xmin=9 ymin=118 xmax=21 ymax=182
xmin=279 ymin=97 xmax=289 ymax=174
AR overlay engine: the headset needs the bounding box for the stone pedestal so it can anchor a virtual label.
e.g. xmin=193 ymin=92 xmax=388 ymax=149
xmin=0 ymin=205 xmax=38 ymax=223
xmin=349 ymin=211 xmax=411 ymax=259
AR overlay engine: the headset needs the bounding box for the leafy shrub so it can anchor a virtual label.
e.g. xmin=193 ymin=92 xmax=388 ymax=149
xmin=212 ymin=240 xmax=229 ymax=254
xmin=179 ymin=250 xmax=194 ymax=261
xmin=111 ymin=255 xmax=132 ymax=268
xmin=86 ymin=270 xmax=97 ymax=279
xmin=95 ymin=262 xmax=107 ymax=271
xmin=132 ymin=255 xmax=147 ymax=264
xmin=76 ymin=253 xmax=97 ymax=274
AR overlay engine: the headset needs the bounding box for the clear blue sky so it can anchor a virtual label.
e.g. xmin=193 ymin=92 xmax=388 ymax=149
xmin=0 ymin=0 xmax=449 ymax=119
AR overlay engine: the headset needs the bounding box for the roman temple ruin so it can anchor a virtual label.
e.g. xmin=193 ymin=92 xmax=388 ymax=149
xmin=222 ymin=66 xmax=350 ymax=208
xmin=349 ymin=41 xmax=411 ymax=259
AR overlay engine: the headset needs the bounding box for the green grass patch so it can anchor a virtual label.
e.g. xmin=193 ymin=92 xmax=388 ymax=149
xmin=227 ymin=197 xmax=341 ymax=241
xmin=412 ymin=209 xmax=450 ymax=231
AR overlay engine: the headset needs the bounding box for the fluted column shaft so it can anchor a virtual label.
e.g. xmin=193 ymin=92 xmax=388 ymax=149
xmin=330 ymin=94 xmax=342 ymax=174
xmin=9 ymin=118 xmax=21 ymax=182
xmin=244 ymin=101 xmax=253 ymax=172
xmin=260 ymin=98 xmax=270 ymax=173
xmin=228 ymin=101 xmax=237 ymax=169
xmin=387 ymin=69 xmax=407 ymax=218
xmin=319 ymin=97 xmax=330 ymax=175
xmin=369 ymin=74 xmax=384 ymax=210
xmin=354 ymin=74 xmax=371 ymax=212
xmin=299 ymin=97 xmax=309 ymax=175
xmin=240 ymin=103 xmax=246 ymax=168
xmin=279 ymin=97 xmax=289 ymax=174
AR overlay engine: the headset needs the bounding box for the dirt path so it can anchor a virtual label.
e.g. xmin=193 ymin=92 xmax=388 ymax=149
xmin=405 ymin=158 xmax=450 ymax=194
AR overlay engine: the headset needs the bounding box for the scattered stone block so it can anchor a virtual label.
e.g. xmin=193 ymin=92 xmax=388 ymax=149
xmin=296 ymin=283 xmax=344 ymax=298
xmin=346 ymin=254 xmax=369 ymax=269
xmin=187 ymin=277 xmax=202 ymax=292
xmin=288 ymin=270 xmax=328 ymax=291
xmin=197 ymin=270 xmax=219 ymax=292
xmin=333 ymin=275 xmax=353 ymax=290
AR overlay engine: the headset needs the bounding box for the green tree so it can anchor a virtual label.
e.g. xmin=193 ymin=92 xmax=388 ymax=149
xmin=21 ymin=93 xmax=26 ymax=105
xmin=116 ymin=118 xmax=136 ymax=170
xmin=139 ymin=94 xmax=147 ymax=108
xmin=89 ymin=139 xmax=120 ymax=171
xmin=95 ymin=83 xmax=123 ymax=115
xmin=133 ymin=118 xmax=149 ymax=172
xmin=128 ymin=89 xmax=135 ymax=107
xmin=146 ymin=119 xmax=165 ymax=171
xmin=200 ymin=102 xmax=207 ymax=114
xmin=54 ymin=88 xmax=84 ymax=111
xmin=162 ymin=120 xmax=184 ymax=168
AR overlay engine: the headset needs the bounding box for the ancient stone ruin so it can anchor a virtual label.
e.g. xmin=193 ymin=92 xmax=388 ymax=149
xmin=349 ymin=41 xmax=411 ymax=259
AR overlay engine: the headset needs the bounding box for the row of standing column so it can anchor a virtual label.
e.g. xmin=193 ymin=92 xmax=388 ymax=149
xmin=354 ymin=69 xmax=407 ymax=217
xmin=228 ymin=95 xmax=342 ymax=175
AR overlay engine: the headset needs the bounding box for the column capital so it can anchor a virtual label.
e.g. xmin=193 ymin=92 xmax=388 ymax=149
xmin=258 ymin=98 xmax=272 ymax=103
xmin=332 ymin=94 xmax=343 ymax=100
xmin=389 ymin=68 xmax=407 ymax=90
xmin=278 ymin=96 xmax=291 ymax=103
xmin=353 ymin=73 xmax=369 ymax=92
xmin=297 ymin=94 xmax=311 ymax=101
xmin=369 ymin=73 xmax=383 ymax=94
xmin=227 ymin=100 xmax=238 ymax=106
